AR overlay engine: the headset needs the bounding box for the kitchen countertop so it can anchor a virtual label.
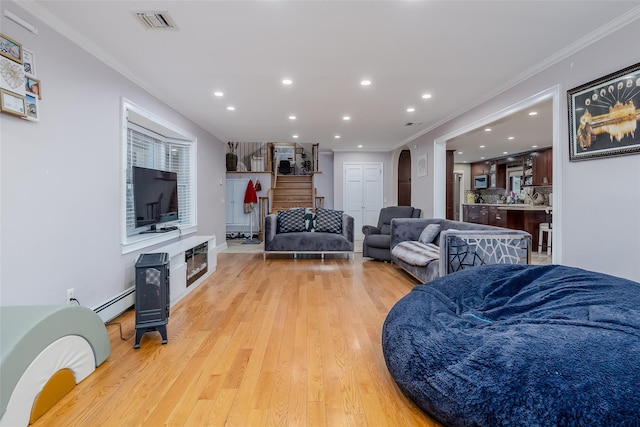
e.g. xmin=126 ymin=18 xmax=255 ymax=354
xmin=463 ymin=203 xmax=551 ymax=211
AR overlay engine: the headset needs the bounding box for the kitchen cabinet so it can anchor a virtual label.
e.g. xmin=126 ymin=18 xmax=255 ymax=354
xmin=488 ymin=206 xmax=504 ymax=226
xmin=479 ymin=206 xmax=489 ymax=225
xmin=471 ymin=161 xmax=490 ymax=177
xmin=524 ymin=148 xmax=552 ymax=186
xmin=464 ymin=205 xmax=481 ymax=223
xmin=464 ymin=204 xmax=489 ymax=224
xmin=489 ymin=161 xmax=506 ymax=189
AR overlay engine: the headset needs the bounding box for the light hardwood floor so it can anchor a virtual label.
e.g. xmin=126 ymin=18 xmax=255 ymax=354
xmin=34 ymin=253 xmax=441 ymax=427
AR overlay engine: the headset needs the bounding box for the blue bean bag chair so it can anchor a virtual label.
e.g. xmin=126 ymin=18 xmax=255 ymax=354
xmin=382 ymin=264 xmax=640 ymax=426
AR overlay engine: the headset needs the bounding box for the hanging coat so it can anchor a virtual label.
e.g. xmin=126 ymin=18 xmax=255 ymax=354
xmin=244 ymin=179 xmax=258 ymax=213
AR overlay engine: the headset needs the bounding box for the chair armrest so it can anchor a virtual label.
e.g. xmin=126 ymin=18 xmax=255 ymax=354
xmin=438 ymin=230 xmax=532 ymax=277
xmin=264 ymin=214 xmax=278 ymax=247
xmin=342 ymin=214 xmax=354 ymax=244
xmin=362 ymin=225 xmax=381 ymax=236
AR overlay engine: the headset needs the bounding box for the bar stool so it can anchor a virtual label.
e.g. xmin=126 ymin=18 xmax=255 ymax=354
xmin=538 ymin=208 xmax=552 ymax=255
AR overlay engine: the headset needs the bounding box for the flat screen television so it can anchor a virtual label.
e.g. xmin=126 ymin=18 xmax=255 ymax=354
xmin=132 ymin=166 xmax=179 ymax=233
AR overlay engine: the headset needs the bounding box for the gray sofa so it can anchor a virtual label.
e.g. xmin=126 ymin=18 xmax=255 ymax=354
xmin=263 ymin=212 xmax=354 ymax=259
xmin=362 ymin=206 xmax=422 ymax=261
xmin=390 ymin=218 xmax=531 ymax=283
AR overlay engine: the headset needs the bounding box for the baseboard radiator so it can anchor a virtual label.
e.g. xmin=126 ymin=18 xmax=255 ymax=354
xmin=92 ymin=286 xmax=135 ymax=323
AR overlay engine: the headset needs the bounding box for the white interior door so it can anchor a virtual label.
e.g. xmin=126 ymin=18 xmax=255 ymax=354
xmin=226 ymin=178 xmax=248 ymax=231
xmin=343 ymin=162 xmax=383 ymax=240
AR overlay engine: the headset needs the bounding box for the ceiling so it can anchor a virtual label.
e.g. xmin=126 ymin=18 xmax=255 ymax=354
xmin=447 ymin=98 xmax=553 ymax=164
xmin=16 ymin=1 xmax=640 ymax=154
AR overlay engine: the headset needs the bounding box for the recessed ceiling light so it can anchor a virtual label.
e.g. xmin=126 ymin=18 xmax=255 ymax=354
xmin=289 ymin=115 xmax=296 ymax=120
xmin=484 ymin=128 xmax=492 ymax=132
xmin=480 ymin=157 xmax=485 ymax=160
xmin=343 ymin=116 xmax=351 ymax=121
xmin=293 ymin=134 xmax=299 ymax=139
xmin=357 ymin=145 xmax=363 ymax=148
xmin=334 ymin=135 xmax=341 ymax=139
xmin=508 ymin=136 xmax=515 ymax=140
xmin=406 ymin=107 xmax=415 ymax=113
xmin=457 ymin=151 xmax=463 ymax=155
xmin=421 ymin=93 xmax=432 ymax=99
xmin=532 ymin=145 xmax=539 ymax=148
xmin=226 ymin=106 xmax=235 ymax=111
xmin=360 ymin=79 xmax=371 ymax=86
xmin=213 ymin=91 xmax=223 ymax=97
xmin=529 ymin=111 xmax=538 ymax=116
xmin=282 ymin=78 xmax=292 ymax=85
xmin=503 ymin=151 xmax=508 ymax=155
xmin=462 ymin=160 xmax=467 ymax=163
xmin=479 ymin=145 xmax=486 ymax=148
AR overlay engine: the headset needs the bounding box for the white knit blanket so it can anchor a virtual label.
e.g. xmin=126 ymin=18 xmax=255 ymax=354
xmin=391 ymin=241 xmax=440 ymax=266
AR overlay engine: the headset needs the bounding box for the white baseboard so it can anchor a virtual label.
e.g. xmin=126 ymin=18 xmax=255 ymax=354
xmin=93 ymin=241 xmax=225 ymax=323
xmin=92 ymin=286 xmax=135 ymax=323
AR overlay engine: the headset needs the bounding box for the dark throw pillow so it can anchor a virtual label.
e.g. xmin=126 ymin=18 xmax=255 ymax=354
xmin=277 ymin=208 xmax=305 ymax=233
xmin=315 ymin=208 xmax=343 ymax=234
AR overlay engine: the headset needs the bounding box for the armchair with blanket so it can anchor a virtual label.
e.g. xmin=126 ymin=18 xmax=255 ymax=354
xmin=362 ymin=206 xmax=422 ymax=261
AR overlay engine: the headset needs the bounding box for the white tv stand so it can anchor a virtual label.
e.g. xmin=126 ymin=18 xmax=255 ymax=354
xmin=153 ymin=235 xmax=216 ymax=306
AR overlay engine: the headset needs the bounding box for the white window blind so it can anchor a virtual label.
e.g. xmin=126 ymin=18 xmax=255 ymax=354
xmin=125 ymin=123 xmax=195 ymax=236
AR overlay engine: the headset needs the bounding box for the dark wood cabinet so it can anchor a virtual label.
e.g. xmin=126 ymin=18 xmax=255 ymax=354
xmin=479 ymin=206 xmax=489 ymax=225
xmin=464 ymin=205 xmax=481 ymax=223
xmin=471 ymin=161 xmax=490 ymax=177
xmin=489 ymin=161 xmax=506 ymax=189
xmin=488 ymin=206 xmax=499 ymax=226
xmin=464 ymin=204 xmax=490 ymax=225
xmin=524 ymin=148 xmax=552 ymax=186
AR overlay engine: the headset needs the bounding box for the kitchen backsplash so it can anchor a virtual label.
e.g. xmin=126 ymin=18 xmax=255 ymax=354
xmin=465 ymin=185 xmax=552 ymax=205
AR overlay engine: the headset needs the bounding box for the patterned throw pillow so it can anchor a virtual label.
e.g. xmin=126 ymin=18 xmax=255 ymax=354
xmin=277 ymin=208 xmax=305 ymax=233
xmin=315 ymin=208 xmax=343 ymax=234
xmin=304 ymin=208 xmax=316 ymax=232
xmin=419 ymin=224 xmax=441 ymax=245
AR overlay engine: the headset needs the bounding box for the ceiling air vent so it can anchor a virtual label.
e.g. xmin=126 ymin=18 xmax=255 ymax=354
xmin=405 ymin=122 xmax=423 ymax=127
xmin=135 ymin=11 xmax=178 ymax=30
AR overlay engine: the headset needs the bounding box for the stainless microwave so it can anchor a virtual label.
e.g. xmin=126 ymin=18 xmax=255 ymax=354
xmin=474 ymin=174 xmax=489 ymax=189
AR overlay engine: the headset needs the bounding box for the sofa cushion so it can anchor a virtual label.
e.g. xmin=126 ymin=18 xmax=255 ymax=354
xmin=419 ymin=224 xmax=441 ymax=245
xmin=277 ymin=208 xmax=305 ymax=233
xmin=391 ymin=241 xmax=440 ymax=266
xmin=315 ymin=208 xmax=343 ymax=234
xmin=365 ymin=234 xmax=391 ymax=249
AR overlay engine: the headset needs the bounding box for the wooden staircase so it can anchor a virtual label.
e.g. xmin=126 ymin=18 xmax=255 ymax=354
xmin=271 ymin=175 xmax=314 ymax=212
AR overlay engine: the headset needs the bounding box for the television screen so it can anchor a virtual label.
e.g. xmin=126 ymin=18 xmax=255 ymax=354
xmin=132 ymin=166 xmax=179 ymax=230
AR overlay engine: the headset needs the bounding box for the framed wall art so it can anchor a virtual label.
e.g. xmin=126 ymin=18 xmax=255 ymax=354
xmin=22 ymin=48 xmax=36 ymax=77
xmin=0 ymin=56 xmax=25 ymax=96
xmin=416 ymin=154 xmax=427 ymax=177
xmin=0 ymin=33 xmax=22 ymax=64
xmin=25 ymin=93 xmax=38 ymax=121
xmin=0 ymin=89 xmax=26 ymax=117
xmin=25 ymin=76 xmax=40 ymax=99
xmin=568 ymin=62 xmax=640 ymax=161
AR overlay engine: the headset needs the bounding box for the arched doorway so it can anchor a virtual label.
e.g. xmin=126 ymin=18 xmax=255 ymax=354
xmin=398 ymin=149 xmax=411 ymax=206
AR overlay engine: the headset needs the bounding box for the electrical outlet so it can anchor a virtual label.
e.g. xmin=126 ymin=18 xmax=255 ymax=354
xmin=66 ymin=288 xmax=74 ymax=305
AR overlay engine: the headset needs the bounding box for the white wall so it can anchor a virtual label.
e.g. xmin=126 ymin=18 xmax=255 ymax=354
xmin=0 ymin=5 xmax=227 ymax=307
xmin=315 ymin=152 xmax=334 ymax=209
xmin=410 ymin=20 xmax=640 ymax=282
xmin=332 ymin=151 xmax=394 ymax=210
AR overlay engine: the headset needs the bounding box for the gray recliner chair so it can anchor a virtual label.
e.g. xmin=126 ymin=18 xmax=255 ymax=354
xmin=362 ymin=206 xmax=421 ymax=261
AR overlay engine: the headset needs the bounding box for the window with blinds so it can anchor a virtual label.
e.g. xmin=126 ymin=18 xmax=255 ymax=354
xmin=121 ymin=99 xmax=197 ymax=254
xmin=125 ymin=124 xmax=194 ymax=236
